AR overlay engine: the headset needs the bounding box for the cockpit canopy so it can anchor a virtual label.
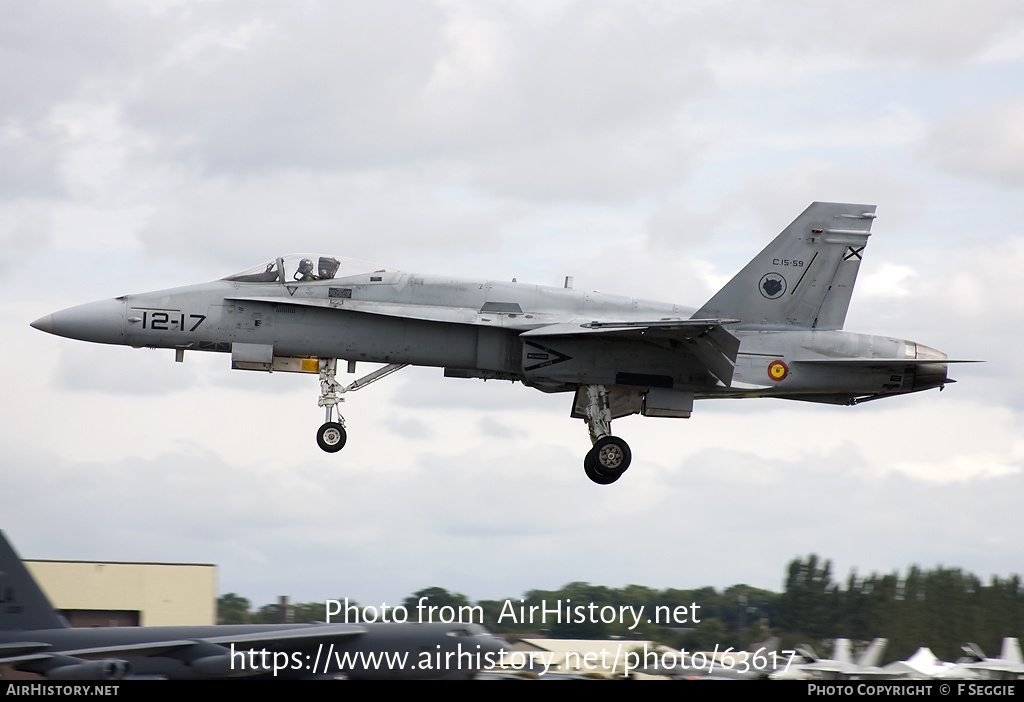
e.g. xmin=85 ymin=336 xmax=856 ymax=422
xmin=224 ymin=254 xmax=391 ymax=283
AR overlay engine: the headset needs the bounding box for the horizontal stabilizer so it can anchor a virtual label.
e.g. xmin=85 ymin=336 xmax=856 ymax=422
xmin=525 ymin=319 xmax=739 ymax=386
xmin=522 ymin=317 xmax=736 ymax=344
xmin=582 ymin=318 xmax=740 ymax=330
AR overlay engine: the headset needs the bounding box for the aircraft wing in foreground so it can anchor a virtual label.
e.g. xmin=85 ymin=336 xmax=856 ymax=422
xmin=0 ymin=532 xmax=505 ymax=680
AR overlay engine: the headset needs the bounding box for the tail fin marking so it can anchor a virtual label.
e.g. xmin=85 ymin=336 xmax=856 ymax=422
xmin=694 ymin=202 xmax=876 ymax=330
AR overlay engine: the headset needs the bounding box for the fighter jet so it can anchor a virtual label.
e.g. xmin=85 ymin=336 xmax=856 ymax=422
xmin=962 ymin=638 xmax=1024 ymax=680
xmin=772 ymin=638 xmax=901 ymax=680
xmin=882 ymin=647 xmax=969 ymax=679
xmin=31 ymin=202 xmax=967 ymax=484
xmin=0 ymin=532 xmax=505 ymax=680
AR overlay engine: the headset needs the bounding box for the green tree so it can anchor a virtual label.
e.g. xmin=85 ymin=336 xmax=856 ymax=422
xmin=217 ymin=593 xmax=251 ymax=624
xmin=291 ymin=600 xmax=329 ymax=623
xmin=778 ymin=554 xmax=841 ymax=643
xmin=403 ymin=586 xmax=473 ymax=624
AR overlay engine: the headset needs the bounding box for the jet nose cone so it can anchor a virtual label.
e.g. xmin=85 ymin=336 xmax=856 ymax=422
xmin=31 ymin=298 xmax=127 ymax=345
xmin=30 ymin=314 xmax=54 ymax=333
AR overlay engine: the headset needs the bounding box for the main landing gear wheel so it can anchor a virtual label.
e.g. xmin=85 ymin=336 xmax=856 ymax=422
xmin=579 ymin=385 xmax=633 ymax=485
xmin=583 ymin=436 xmax=631 ymax=484
xmin=317 ymin=422 xmax=347 ymax=453
xmin=592 ymin=435 xmax=631 ymax=473
xmin=584 ymin=454 xmax=621 ymax=485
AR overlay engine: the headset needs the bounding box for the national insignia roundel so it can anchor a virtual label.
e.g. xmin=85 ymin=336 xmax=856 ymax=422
xmin=767 ymin=359 xmax=789 ymax=381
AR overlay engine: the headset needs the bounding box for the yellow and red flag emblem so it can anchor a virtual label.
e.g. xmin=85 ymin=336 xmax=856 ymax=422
xmin=767 ymin=360 xmax=789 ymax=381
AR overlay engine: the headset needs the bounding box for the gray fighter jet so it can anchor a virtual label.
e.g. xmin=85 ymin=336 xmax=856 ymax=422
xmin=963 ymin=638 xmax=1024 ymax=680
xmin=0 ymin=532 xmax=505 ymax=680
xmin=31 ymin=202 xmax=967 ymax=484
xmin=772 ymin=638 xmax=901 ymax=680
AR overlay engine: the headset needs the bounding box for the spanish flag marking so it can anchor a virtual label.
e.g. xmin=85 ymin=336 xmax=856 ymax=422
xmin=767 ymin=360 xmax=789 ymax=381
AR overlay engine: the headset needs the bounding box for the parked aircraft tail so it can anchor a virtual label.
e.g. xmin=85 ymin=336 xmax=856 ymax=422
xmin=833 ymin=638 xmax=853 ymax=665
xmin=0 ymin=531 xmax=69 ymax=631
xmin=694 ymin=202 xmax=876 ymax=330
xmin=1001 ymin=637 xmax=1023 ymax=664
xmin=858 ymin=638 xmax=888 ymax=668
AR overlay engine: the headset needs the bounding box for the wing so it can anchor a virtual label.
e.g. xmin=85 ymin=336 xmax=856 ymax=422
xmin=228 ymin=294 xmax=742 ymax=386
xmin=0 ymin=625 xmax=368 ymax=680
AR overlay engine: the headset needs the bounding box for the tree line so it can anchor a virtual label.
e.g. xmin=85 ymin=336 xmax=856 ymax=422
xmin=778 ymin=555 xmax=1023 ymax=662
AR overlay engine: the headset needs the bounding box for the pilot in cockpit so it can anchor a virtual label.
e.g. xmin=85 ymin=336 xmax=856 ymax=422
xmin=295 ymin=258 xmax=317 ymax=281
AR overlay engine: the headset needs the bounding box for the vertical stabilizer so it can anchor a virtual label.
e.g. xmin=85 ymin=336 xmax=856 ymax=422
xmin=858 ymin=638 xmax=888 ymax=668
xmin=695 ymin=202 xmax=875 ymax=329
xmin=0 ymin=531 xmax=68 ymax=631
xmin=1001 ymin=637 xmax=1023 ymax=664
xmin=833 ymin=638 xmax=853 ymax=664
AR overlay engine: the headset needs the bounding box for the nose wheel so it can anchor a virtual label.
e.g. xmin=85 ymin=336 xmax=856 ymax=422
xmin=316 ymin=358 xmax=347 ymax=453
xmin=314 ymin=359 xmax=408 ymax=453
xmin=317 ymin=422 xmax=347 ymax=452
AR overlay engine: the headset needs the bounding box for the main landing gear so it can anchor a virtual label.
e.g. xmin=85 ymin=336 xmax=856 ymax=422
xmin=581 ymin=385 xmax=631 ymax=485
xmin=316 ymin=359 xmax=407 ymax=453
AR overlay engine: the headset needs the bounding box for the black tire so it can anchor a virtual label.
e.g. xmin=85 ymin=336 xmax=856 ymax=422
xmin=317 ymin=422 xmax=347 ymax=453
xmin=591 ymin=435 xmax=631 ymax=474
xmin=585 ymin=451 xmax=621 ymax=484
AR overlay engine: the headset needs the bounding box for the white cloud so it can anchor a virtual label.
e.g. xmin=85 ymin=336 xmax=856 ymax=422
xmin=858 ymin=263 xmax=919 ymax=299
xmin=925 ymin=96 xmax=1024 ymax=186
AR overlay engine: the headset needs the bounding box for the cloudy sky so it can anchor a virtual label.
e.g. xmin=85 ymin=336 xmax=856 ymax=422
xmin=2 ymin=0 xmax=1022 ymax=613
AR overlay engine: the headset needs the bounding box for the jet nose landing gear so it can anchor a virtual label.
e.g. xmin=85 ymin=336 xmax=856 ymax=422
xmin=314 ymin=359 xmax=408 ymax=453
xmin=316 ymin=358 xmax=346 ymax=453
xmin=317 ymin=422 xmax=347 ymax=452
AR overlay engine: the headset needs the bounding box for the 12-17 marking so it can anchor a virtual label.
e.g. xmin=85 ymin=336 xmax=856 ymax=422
xmin=135 ymin=309 xmax=206 ymax=332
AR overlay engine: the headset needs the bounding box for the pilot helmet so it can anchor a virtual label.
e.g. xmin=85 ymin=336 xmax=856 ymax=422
xmin=318 ymin=256 xmax=341 ymax=279
xmin=297 ymin=258 xmax=314 ymax=277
